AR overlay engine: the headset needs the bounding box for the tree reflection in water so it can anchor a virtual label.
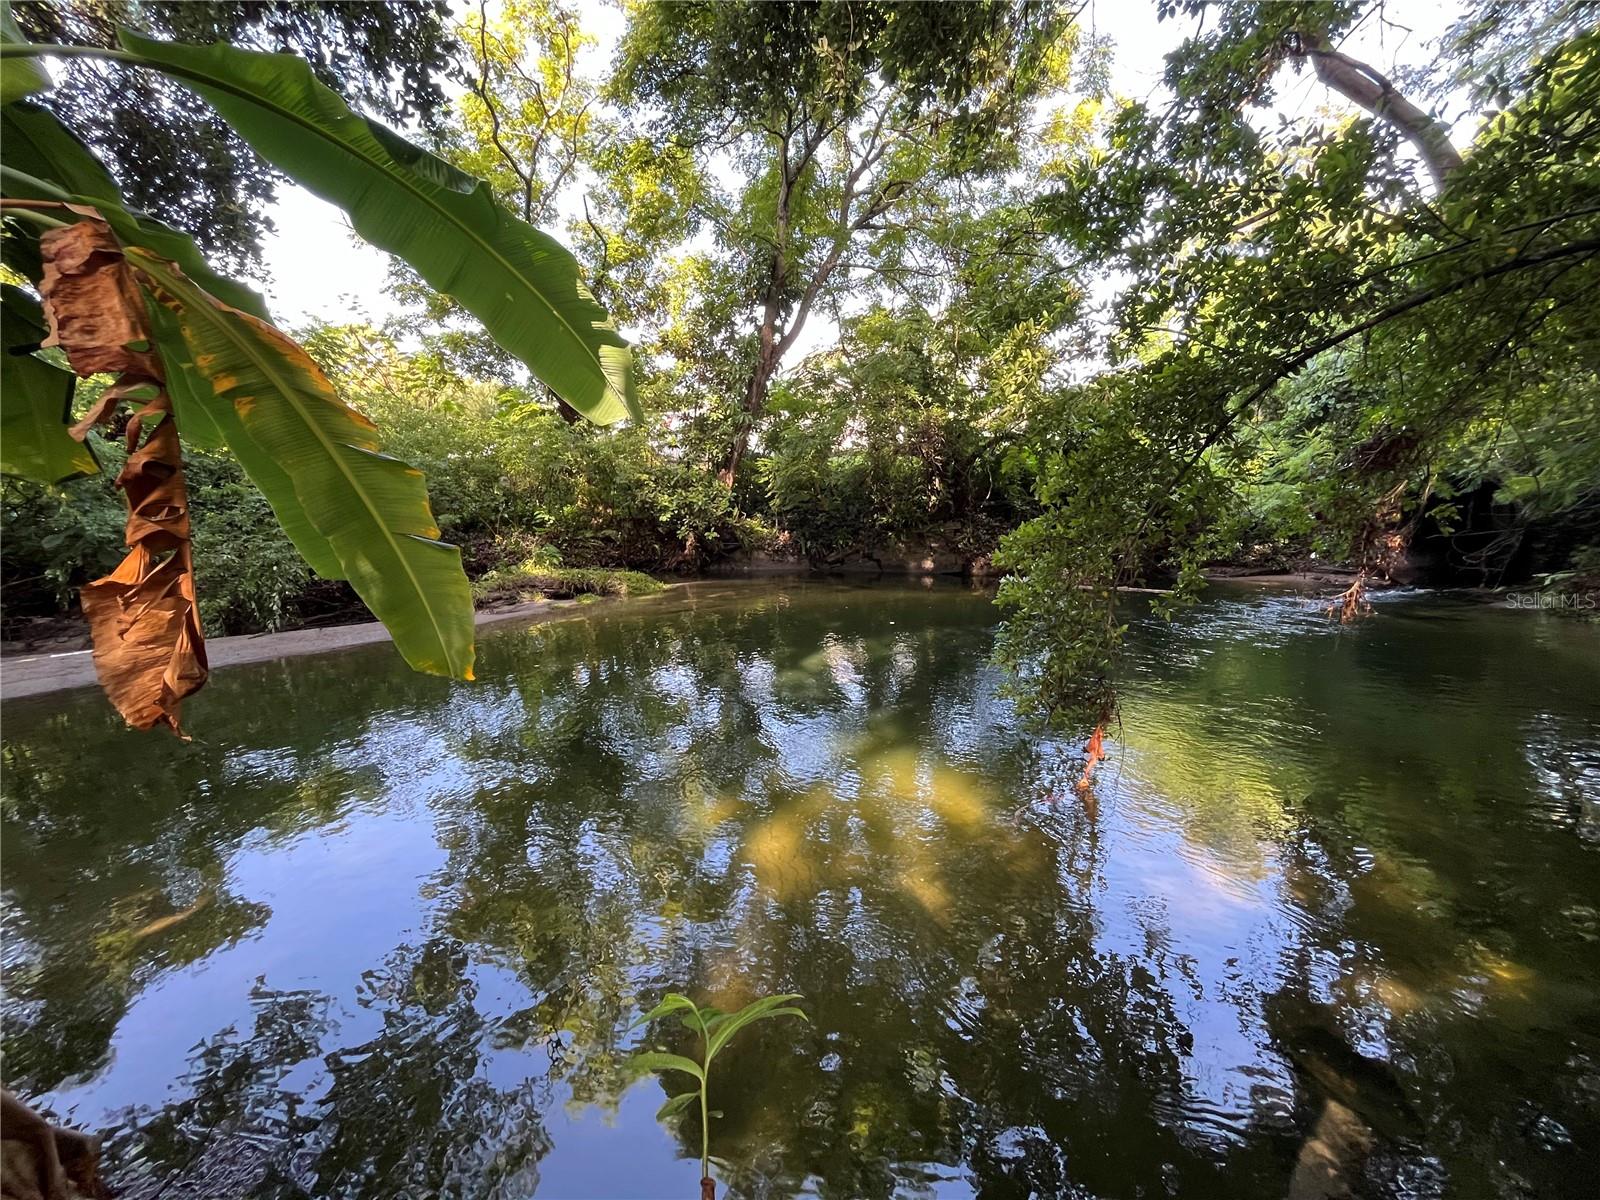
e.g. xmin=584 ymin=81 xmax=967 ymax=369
xmin=2 ymin=581 xmax=1597 ymax=1198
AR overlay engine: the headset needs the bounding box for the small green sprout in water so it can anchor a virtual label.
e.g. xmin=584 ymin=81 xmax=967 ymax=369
xmin=629 ymin=991 xmax=807 ymax=1199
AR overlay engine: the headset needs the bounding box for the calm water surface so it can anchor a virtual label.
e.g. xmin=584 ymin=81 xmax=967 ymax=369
xmin=2 ymin=580 xmax=1597 ymax=1199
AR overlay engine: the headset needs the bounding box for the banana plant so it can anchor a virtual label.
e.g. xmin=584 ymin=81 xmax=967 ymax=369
xmin=0 ymin=3 xmax=636 ymax=734
xmin=629 ymin=992 xmax=807 ymax=1200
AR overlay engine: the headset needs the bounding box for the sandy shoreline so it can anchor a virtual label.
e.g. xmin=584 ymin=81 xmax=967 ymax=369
xmin=0 ymin=594 xmax=614 ymax=701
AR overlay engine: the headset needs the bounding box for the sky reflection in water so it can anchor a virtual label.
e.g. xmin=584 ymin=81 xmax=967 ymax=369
xmin=2 ymin=580 xmax=1597 ymax=1199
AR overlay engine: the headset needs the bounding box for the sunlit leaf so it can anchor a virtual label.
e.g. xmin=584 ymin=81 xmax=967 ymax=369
xmin=146 ymin=296 xmax=341 ymax=579
xmin=0 ymin=1 xmax=48 ymax=105
xmin=706 ymin=994 xmax=806 ymax=1061
xmin=118 ymin=28 xmax=638 ymax=425
xmin=131 ymin=250 xmax=475 ymax=681
xmin=633 ymin=992 xmax=699 ymax=1029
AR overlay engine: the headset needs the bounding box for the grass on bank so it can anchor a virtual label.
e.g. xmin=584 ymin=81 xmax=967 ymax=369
xmin=472 ymin=561 xmax=667 ymax=607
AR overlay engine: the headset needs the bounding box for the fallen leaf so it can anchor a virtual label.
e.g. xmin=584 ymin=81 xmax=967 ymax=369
xmin=1075 ymin=720 xmax=1107 ymax=796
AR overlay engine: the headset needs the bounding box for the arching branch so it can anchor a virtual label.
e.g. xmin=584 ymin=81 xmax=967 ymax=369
xmin=1291 ymin=31 xmax=1464 ymax=190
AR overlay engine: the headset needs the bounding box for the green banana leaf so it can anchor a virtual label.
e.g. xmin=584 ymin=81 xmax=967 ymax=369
xmin=131 ymin=251 xmax=476 ymax=681
xmin=0 ymin=102 xmax=270 ymax=319
xmin=0 ymin=1 xmax=48 ymax=105
xmin=0 ymin=283 xmax=97 ymax=483
xmin=1 ymin=101 xmax=331 ymax=575
xmin=119 ymin=28 xmax=639 ymax=426
xmin=146 ymin=296 xmax=342 ymax=579
xmin=0 ymin=103 xmax=115 ymax=199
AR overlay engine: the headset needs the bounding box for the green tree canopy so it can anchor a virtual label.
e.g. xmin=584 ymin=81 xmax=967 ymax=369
xmin=610 ymin=0 xmax=1077 ymax=483
xmin=13 ymin=0 xmax=456 ymax=272
xmin=995 ymin=0 xmax=1600 ymax=727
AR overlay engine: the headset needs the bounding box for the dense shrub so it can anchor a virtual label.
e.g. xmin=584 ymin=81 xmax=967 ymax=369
xmin=472 ymin=562 xmax=666 ymax=605
xmin=758 ymin=335 xmax=1026 ymax=563
xmin=188 ymin=472 xmax=313 ymax=636
xmin=1 ymin=469 xmax=125 ymax=626
xmin=1 ymin=316 xmax=1035 ymax=642
xmin=305 ymin=324 xmax=767 ymax=572
xmin=2 ymin=436 xmax=313 ymax=638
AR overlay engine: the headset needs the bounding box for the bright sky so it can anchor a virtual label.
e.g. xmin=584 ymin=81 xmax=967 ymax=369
xmin=258 ymin=0 xmax=629 ymax=327
xmin=259 ymin=0 xmax=1465 ymax=339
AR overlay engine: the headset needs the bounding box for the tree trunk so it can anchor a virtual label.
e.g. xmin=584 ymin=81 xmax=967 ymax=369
xmin=717 ymin=353 xmax=777 ymax=487
xmin=714 ymin=104 xmax=886 ymax=487
xmin=718 ymin=216 xmax=788 ymax=487
xmin=1293 ymin=32 xmax=1463 ymax=190
xmin=716 ymin=429 xmax=750 ymax=489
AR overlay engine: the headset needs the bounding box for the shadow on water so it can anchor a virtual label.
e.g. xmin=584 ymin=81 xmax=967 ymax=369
xmin=2 ymin=580 xmax=1598 ymax=1198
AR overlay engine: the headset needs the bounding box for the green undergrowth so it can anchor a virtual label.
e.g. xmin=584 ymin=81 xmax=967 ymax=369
xmin=472 ymin=563 xmax=667 ymax=607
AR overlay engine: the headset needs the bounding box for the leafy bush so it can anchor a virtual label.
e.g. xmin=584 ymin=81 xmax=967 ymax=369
xmin=306 ymin=323 xmax=765 ymax=572
xmin=759 ymin=331 xmax=1021 ymax=563
xmin=188 ymin=472 xmax=312 ymax=636
xmin=1 ymin=468 xmax=126 ymax=620
xmin=1 ymin=435 xmax=311 ymax=638
xmin=472 ymin=562 xmax=666 ymax=605
xmin=2 ymin=309 xmax=1042 ymax=644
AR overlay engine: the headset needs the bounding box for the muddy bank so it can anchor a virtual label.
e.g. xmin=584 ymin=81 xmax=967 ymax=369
xmin=0 ymin=593 xmax=658 ymax=701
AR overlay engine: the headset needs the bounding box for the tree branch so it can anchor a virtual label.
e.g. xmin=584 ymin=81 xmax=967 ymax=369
xmin=1292 ymin=31 xmax=1464 ymax=190
xmin=1168 ymin=235 xmax=1600 ymax=497
xmin=473 ymin=0 xmax=535 ymax=222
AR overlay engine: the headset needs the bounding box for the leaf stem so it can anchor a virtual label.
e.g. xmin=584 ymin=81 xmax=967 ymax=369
xmin=687 ymin=1001 xmax=712 ymax=1185
xmin=0 ymin=42 xmax=139 ymax=65
xmin=700 ymin=1058 xmax=711 ymax=1184
xmin=0 ymin=201 xmax=69 ymax=229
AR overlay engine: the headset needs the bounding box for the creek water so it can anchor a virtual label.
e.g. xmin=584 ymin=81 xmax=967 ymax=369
xmin=2 ymin=579 xmax=1597 ymax=1199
